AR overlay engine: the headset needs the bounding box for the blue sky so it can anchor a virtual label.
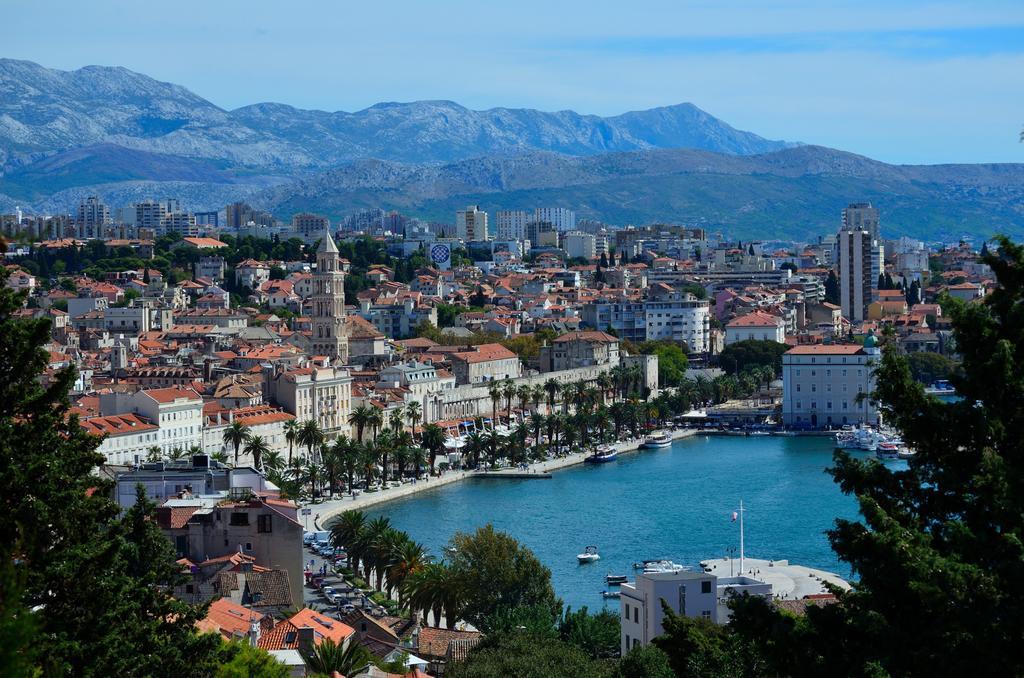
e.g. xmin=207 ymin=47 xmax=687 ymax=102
xmin=4 ymin=0 xmax=1023 ymax=164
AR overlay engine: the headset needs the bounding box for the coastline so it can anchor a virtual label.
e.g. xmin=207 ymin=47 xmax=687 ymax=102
xmin=309 ymin=428 xmax=701 ymax=526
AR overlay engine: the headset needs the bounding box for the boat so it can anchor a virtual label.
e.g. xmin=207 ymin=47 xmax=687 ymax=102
xmin=605 ymin=574 xmax=628 ymax=585
xmin=585 ymin=446 xmax=618 ymax=464
xmin=643 ymin=560 xmax=689 ymax=574
xmin=748 ymin=430 xmax=771 ymax=436
xmin=875 ymin=441 xmax=900 ymax=460
xmin=897 ymin=448 xmax=916 ymax=460
xmin=642 ymin=431 xmax=672 ymax=449
xmin=924 ymin=380 xmax=956 ymax=396
xmin=601 ymin=590 xmax=621 ymax=599
xmin=577 ymin=546 xmax=601 ymax=563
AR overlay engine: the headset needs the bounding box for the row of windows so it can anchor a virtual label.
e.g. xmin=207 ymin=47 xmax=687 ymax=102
xmin=794 ymin=400 xmax=861 ymax=410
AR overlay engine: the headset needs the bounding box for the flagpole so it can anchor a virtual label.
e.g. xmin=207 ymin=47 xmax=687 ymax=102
xmin=739 ymin=499 xmax=745 ymax=574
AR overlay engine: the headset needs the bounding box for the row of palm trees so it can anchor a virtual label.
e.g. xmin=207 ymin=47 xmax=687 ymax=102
xmin=483 ymin=364 xmax=648 ymax=430
xmin=330 ymin=510 xmax=463 ymax=629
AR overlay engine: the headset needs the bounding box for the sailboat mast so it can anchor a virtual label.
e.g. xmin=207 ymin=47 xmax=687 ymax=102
xmin=739 ymin=499 xmax=745 ymax=574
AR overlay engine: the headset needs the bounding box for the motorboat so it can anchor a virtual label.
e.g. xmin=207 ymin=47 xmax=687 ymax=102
xmin=748 ymin=430 xmax=771 ymax=436
xmin=897 ymin=448 xmax=916 ymax=460
xmin=605 ymin=574 xmax=628 ymax=585
xmin=642 ymin=560 xmax=689 ymax=574
xmin=924 ymin=380 xmax=956 ymax=396
xmin=835 ymin=427 xmax=886 ymax=452
xmin=875 ymin=441 xmax=900 ymax=460
xmin=577 ymin=545 xmax=601 ymax=563
xmin=601 ymin=590 xmax=621 ymax=599
xmin=642 ymin=431 xmax=672 ymax=449
xmin=585 ymin=446 xmax=618 ymax=464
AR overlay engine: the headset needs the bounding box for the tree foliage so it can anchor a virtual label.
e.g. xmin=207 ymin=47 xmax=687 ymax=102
xmin=447 ymin=525 xmax=560 ymax=631
xmin=448 ymin=631 xmax=613 ymax=678
xmin=0 ymin=267 xmax=221 ymax=675
xmin=718 ymin=339 xmax=788 ymax=376
xmin=713 ymin=236 xmax=1024 ymax=675
xmin=636 ymin=340 xmax=690 ymax=387
xmin=906 ymin=351 xmax=956 ymax=384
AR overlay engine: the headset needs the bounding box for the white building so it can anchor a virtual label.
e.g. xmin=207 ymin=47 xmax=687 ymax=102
xmin=456 ymin=205 xmax=489 ymax=241
xmin=81 ymin=413 xmax=161 ymax=465
xmin=781 ymin=338 xmax=881 ymax=429
xmin=563 ymin=231 xmax=596 ymax=260
xmin=619 ymin=570 xmax=718 ymax=654
xmin=128 ymin=387 xmax=204 ymax=455
xmin=724 ymin=311 xmax=786 ymax=345
xmin=203 ymin=405 xmax=296 ymax=464
xmin=644 ymin=285 xmax=711 ymax=353
xmin=269 ymin=363 xmax=353 ymax=438
xmin=534 ymin=207 xmax=576 ymax=232
xmin=495 ymin=210 xmax=529 ymax=241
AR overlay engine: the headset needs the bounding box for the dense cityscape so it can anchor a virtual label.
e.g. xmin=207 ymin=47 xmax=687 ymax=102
xmin=3 ymin=2 xmax=1023 ymax=676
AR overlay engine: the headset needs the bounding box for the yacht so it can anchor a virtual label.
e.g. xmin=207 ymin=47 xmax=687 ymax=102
xmin=585 ymin=445 xmax=618 ymax=464
xmin=924 ymin=380 xmax=956 ymax=396
xmin=875 ymin=441 xmax=900 ymax=460
xmin=642 ymin=431 xmax=672 ymax=449
xmin=577 ymin=545 xmax=601 ymax=563
xmin=601 ymin=590 xmax=621 ymax=599
xmin=605 ymin=574 xmax=628 ymax=585
xmin=897 ymin=448 xmax=916 ymax=461
xmin=642 ymin=560 xmax=689 ymax=574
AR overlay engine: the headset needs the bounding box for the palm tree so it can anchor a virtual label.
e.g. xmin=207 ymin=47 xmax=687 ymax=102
xmin=388 ymin=409 xmax=404 ymax=434
xmin=530 ymin=413 xmax=545 ymax=455
xmin=262 ymin=449 xmax=285 ymax=474
xmin=488 ymin=382 xmax=502 ymax=428
xmin=408 ymin=445 xmax=427 ymax=479
xmin=305 ymin=459 xmax=323 ymax=497
xmin=402 ymin=562 xmax=460 ymax=627
xmin=531 ymin=384 xmax=545 ymax=414
xmin=485 ymin=429 xmax=503 ymax=467
xmin=222 ymin=421 xmax=250 ymax=466
xmin=348 ymin=405 xmax=372 ymax=443
xmin=420 ymin=424 xmax=446 ymax=476
xmin=517 ymin=385 xmax=532 ymax=421
xmin=464 ymin=431 xmax=486 ymax=469
xmin=341 ymin=441 xmax=360 ymax=493
xmin=543 ymin=378 xmax=562 ymax=413
xmin=322 ymin=439 xmax=345 ymax=498
xmin=405 ymin=401 xmax=422 ymax=439
xmin=210 ymin=450 xmax=228 ymax=465
xmin=283 ymin=419 xmax=299 ymax=466
xmin=242 ymin=434 xmax=271 ymax=471
xmin=389 ymin=431 xmax=414 ymax=481
xmin=360 ymin=445 xmax=381 ymax=489
xmin=168 ymin=446 xmax=188 ymax=461
xmin=359 ymin=516 xmax=393 ymax=581
xmin=511 ymin=423 xmax=530 ymax=465
xmin=146 ymin=445 xmax=162 ymax=462
xmin=389 ymin=540 xmax=429 ymax=607
xmin=609 ymin=401 xmax=627 ymax=437
xmin=372 ymin=528 xmax=406 ymax=592
xmin=330 ymin=509 xmax=366 ymax=572
xmin=367 ymin=408 xmax=384 ymax=443
xmin=596 ymin=372 xmax=614 ymax=405
xmin=301 ymin=638 xmax=373 ymax=676
xmin=502 ymin=379 xmax=517 ymax=425
xmin=393 ymin=445 xmax=411 ymax=481
xmin=375 ymin=430 xmax=394 ymax=485
xmin=297 ymin=420 xmax=323 ymax=464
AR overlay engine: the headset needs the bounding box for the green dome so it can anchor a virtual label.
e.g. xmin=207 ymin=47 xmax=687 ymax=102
xmin=864 ymin=330 xmax=877 ymax=348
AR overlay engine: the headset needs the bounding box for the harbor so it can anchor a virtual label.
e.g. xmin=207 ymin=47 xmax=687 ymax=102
xmin=364 ymin=433 xmax=869 ymax=612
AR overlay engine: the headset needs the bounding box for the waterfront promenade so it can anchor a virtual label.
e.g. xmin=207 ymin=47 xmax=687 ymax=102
xmin=307 ymin=428 xmax=701 ymax=527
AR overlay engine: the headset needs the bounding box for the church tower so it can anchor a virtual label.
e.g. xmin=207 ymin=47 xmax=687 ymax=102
xmin=311 ymin=229 xmax=348 ymax=364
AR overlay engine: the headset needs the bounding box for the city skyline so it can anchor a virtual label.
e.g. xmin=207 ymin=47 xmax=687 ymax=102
xmin=3 ymin=0 xmax=1023 ymax=165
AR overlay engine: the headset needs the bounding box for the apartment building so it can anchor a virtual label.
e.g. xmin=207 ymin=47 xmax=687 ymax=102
xmin=781 ymin=338 xmax=881 ymax=428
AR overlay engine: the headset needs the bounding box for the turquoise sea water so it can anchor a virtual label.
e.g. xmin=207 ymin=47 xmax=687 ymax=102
xmin=367 ymin=435 xmax=863 ymax=612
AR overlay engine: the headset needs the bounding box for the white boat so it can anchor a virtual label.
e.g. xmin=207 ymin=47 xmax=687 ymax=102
xmin=605 ymin=574 xmax=628 ymax=585
xmin=642 ymin=559 xmax=689 ymax=574
xmin=601 ymin=590 xmax=621 ymax=599
xmin=577 ymin=545 xmax=601 ymax=563
xmin=897 ymin=448 xmax=916 ymax=460
xmin=642 ymin=432 xmax=672 ymax=449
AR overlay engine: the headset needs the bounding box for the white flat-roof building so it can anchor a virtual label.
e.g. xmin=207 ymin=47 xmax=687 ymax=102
xmin=619 ymin=570 xmax=717 ymax=655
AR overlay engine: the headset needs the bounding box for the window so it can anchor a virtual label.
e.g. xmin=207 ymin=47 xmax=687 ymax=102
xmin=229 ymin=512 xmax=249 ymax=526
xmin=634 ymin=608 xmax=639 ymax=623
xmin=174 ymin=535 xmax=187 ymax=555
xmin=702 ymin=610 xmax=712 ymax=620
xmin=626 ymin=634 xmax=631 ymax=647
xmin=634 ymin=639 xmax=640 ymax=649
xmin=701 ymin=580 xmax=712 ymax=594
xmin=257 ymin=514 xmax=272 ymax=533
xmin=244 ymin=542 xmax=253 ymax=551
xmin=624 ymin=604 xmax=629 ymax=618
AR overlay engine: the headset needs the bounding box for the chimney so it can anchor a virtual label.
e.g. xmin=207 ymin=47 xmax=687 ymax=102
xmin=297 ymin=626 xmax=315 ymax=652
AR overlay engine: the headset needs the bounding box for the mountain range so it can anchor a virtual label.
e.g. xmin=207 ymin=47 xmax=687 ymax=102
xmin=1 ymin=58 xmax=1022 ymax=241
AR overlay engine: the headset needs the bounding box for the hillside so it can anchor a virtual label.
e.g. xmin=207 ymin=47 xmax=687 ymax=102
xmin=254 ymin=147 xmax=1024 ymax=242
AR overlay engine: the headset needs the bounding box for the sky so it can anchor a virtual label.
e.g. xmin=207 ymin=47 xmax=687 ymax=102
xmin=4 ymin=0 xmax=1024 ymax=165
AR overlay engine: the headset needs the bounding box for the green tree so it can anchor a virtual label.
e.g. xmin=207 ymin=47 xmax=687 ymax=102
xmin=448 ymin=632 xmax=612 ymax=678
xmin=718 ymin=339 xmax=788 ymax=376
xmin=301 ymin=637 xmax=373 ymax=676
xmin=559 ymin=606 xmax=621 ymax=659
xmin=824 ymin=269 xmax=840 ymax=305
xmin=215 ymin=641 xmax=289 ymax=678
xmin=637 ymin=340 xmax=689 ymax=387
xmin=0 ymin=266 xmax=222 ymax=675
xmin=447 ymin=524 xmax=560 ymax=631
xmin=906 ymin=351 xmax=956 ymax=384
xmin=222 ymin=421 xmax=250 ymax=465
xmin=616 ymin=645 xmax=675 ymax=678
xmin=653 ymin=605 xmax=752 ymax=677
xmin=723 ymin=237 xmax=1024 ymax=675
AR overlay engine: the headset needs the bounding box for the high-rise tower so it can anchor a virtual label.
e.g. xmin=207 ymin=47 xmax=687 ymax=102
xmin=311 ymin=229 xmax=348 ymax=364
